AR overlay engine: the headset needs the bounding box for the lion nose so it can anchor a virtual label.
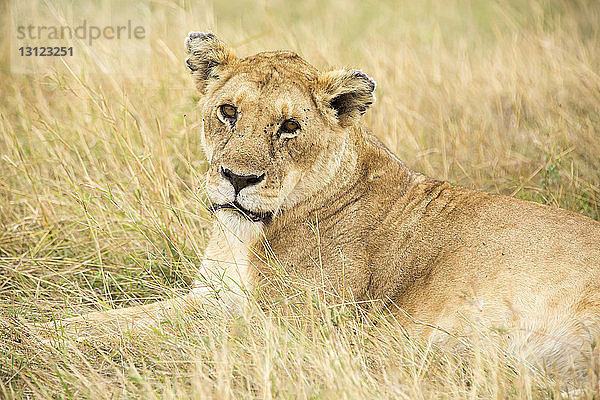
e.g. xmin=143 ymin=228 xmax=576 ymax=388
xmin=221 ymin=167 xmax=265 ymax=194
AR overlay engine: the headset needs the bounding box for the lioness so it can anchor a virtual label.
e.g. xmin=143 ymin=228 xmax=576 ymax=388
xmin=39 ymin=32 xmax=600 ymax=377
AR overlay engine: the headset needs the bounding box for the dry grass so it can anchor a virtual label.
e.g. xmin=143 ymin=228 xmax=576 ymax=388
xmin=1 ymin=0 xmax=600 ymax=398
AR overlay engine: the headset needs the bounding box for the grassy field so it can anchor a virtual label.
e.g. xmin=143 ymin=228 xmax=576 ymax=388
xmin=1 ymin=0 xmax=600 ymax=398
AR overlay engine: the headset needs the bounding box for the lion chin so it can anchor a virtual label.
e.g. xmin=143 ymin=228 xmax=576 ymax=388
xmin=210 ymin=201 xmax=273 ymax=223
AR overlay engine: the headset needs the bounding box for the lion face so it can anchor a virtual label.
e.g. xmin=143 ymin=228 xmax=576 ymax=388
xmin=185 ymin=32 xmax=375 ymax=224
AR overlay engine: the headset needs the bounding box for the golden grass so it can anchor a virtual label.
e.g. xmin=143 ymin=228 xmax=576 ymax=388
xmin=1 ymin=0 xmax=599 ymax=398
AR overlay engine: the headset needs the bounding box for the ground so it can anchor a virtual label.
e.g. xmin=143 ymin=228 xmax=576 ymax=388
xmin=1 ymin=0 xmax=599 ymax=398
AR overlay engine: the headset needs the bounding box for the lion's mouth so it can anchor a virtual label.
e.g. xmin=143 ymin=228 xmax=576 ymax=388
xmin=210 ymin=201 xmax=273 ymax=223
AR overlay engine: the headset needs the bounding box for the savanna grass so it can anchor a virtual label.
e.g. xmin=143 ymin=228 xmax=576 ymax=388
xmin=1 ymin=0 xmax=599 ymax=398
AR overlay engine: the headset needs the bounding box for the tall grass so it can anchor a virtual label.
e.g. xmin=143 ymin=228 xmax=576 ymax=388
xmin=1 ymin=0 xmax=599 ymax=398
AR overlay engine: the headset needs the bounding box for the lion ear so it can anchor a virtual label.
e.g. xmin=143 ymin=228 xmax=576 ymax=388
xmin=317 ymin=69 xmax=376 ymax=126
xmin=185 ymin=32 xmax=236 ymax=94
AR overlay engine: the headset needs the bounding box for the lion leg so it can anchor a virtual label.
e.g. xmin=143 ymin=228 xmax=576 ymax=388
xmin=31 ymin=291 xmax=213 ymax=337
xmin=30 ymin=218 xmax=259 ymax=338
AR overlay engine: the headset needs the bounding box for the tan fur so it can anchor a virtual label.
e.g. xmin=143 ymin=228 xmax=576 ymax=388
xmin=37 ymin=32 xmax=600 ymax=377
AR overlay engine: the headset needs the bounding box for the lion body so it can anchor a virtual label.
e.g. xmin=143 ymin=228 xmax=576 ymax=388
xmin=184 ymin=33 xmax=600 ymax=374
xmin=39 ymin=33 xmax=600 ymax=378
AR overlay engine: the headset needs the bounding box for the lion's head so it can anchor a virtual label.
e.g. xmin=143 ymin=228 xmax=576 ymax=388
xmin=185 ymin=32 xmax=375 ymax=225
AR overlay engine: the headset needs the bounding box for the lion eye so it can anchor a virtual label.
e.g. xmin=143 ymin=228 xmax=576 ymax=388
xmin=219 ymin=104 xmax=237 ymax=120
xmin=280 ymin=119 xmax=300 ymax=133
